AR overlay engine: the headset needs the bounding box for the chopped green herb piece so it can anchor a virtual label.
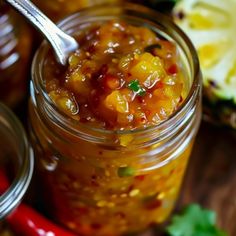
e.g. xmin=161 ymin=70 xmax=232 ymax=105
xmin=127 ymin=80 xmax=146 ymax=96
xmin=166 ymin=204 xmax=228 ymax=236
xmin=118 ymin=166 xmax=135 ymax=177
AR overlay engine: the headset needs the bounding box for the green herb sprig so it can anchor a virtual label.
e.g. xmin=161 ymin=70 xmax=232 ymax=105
xmin=166 ymin=204 xmax=228 ymax=236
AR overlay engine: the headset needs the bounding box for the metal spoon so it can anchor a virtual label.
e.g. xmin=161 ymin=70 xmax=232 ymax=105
xmin=4 ymin=0 xmax=78 ymax=66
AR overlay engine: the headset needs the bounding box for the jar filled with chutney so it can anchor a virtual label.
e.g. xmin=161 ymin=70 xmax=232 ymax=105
xmin=29 ymin=4 xmax=202 ymax=236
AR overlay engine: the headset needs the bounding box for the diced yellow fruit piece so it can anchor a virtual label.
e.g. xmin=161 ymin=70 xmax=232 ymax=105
xmin=105 ymin=91 xmax=129 ymax=113
xmin=153 ymin=88 xmax=166 ymax=100
xmin=66 ymin=69 xmax=90 ymax=95
xmin=130 ymin=53 xmax=165 ymax=83
xmin=69 ymin=54 xmax=81 ymax=68
xmin=70 ymin=69 xmax=85 ymax=82
xmin=118 ymin=54 xmax=133 ymax=72
xmin=119 ymin=134 xmax=133 ymax=147
xmin=120 ymin=88 xmax=134 ymax=102
xmin=57 ymin=97 xmax=78 ymax=115
xmin=137 ymin=28 xmax=157 ymax=45
xmin=49 ymin=91 xmax=78 ymax=115
xmin=158 ymin=100 xmax=174 ymax=118
xmin=164 ymin=84 xmax=183 ymax=100
xmin=139 ymin=52 xmax=163 ymax=67
xmin=164 ymin=85 xmax=174 ymax=98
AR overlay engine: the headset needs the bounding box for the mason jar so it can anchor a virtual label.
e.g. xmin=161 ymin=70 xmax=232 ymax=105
xmin=29 ymin=4 xmax=202 ymax=236
xmin=0 ymin=4 xmax=32 ymax=108
xmin=0 ymin=102 xmax=34 ymax=220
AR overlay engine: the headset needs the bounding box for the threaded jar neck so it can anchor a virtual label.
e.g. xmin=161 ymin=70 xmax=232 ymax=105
xmin=31 ymin=4 xmax=201 ymax=147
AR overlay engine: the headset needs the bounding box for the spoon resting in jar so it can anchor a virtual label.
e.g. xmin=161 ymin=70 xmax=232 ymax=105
xmin=4 ymin=0 xmax=78 ymax=66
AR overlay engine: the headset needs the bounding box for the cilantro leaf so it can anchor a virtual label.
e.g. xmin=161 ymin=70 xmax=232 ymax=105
xmin=166 ymin=204 xmax=228 ymax=236
xmin=127 ymin=80 xmax=146 ymax=96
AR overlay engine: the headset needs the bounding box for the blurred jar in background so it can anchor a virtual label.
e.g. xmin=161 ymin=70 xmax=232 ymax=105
xmin=0 ymin=102 xmax=34 ymax=234
xmin=0 ymin=4 xmax=32 ymax=108
xmin=32 ymin=0 xmax=120 ymax=21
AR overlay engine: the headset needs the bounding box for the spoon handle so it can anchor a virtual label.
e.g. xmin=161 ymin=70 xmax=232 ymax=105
xmin=4 ymin=0 xmax=78 ymax=65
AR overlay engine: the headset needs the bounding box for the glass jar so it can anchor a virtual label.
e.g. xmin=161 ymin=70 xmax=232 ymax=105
xmin=32 ymin=0 xmax=121 ymax=21
xmin=29 ymin=4 xmax=202 ymax=236
xmin=0 ymin=4 xmax=32 ymax=108
xmin=0 ymin=102 xmax=34 ymax=219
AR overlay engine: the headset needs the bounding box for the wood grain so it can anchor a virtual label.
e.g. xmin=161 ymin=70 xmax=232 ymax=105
xmin=179 ymin=121 xmax=236 ymax=236
xmin=140 ymin=121 xmax=236 ymax=236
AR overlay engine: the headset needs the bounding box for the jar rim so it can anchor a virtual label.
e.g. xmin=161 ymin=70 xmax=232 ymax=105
xmin=31 ymin=3 xmax=201 ymax=138
xmin=0 ymin=103 xmax=34 ymax=218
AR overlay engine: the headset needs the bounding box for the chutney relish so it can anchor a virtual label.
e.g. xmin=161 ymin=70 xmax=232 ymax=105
xmin=44 ymin=20 xmax=187 ymax=130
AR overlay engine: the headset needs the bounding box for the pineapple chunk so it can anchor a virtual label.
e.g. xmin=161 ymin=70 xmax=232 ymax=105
xmin=105 ymin=91 xmax=129 ymax=113
xmin=130 ymin=53 xmax=165 ymax=84
xmin=49 ymin=91 xmax=78 ymax=115
xmin=66 ymin=69 xmax=90 ymax=95
xmin=119 ymin=134 xmax=134 ymax=147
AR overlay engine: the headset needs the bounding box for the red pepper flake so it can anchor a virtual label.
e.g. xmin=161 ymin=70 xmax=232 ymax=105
xmin=115 ymin=212 xmax=126 ymax=219
xmin=80 ymin=118 xmax=89 ymax=123
xmin=89 ymin=90 xmax=100 ymax=107
xmin=144 ymin=109 xmax=151 ymax=116
xmin=91 ymin=178 xmax=99 ymax=187
xmin=167 ymin=64 xmax=178 ymax=75
xmin=91 ymin=175 xmax=97 ymax=180
xmin=155 ymin=81 xmax=164 ymax=89
xmin=91 ymin=223 xmax=102 ymax=230
xmin=137 ymin=96 xmax=145 ymax=104
xmin=99 ymin=64 xmax=109 ymax=75
xmin=91 ymin=64 xmax=108 ymax=87
xmin=135 ymin=175 xmax=145 ymax=181
xmin=77 ymin=207 xmax=89 ymax=215
xmin=128 ymin=184 xmax=134 ymax=192
xmin=87 ymin=45 xmax=96 ymax=53
xmin=143 ymin=193 xmax=162 ymax=210
xmin=104 ymin=75 xmax=120 ymax=89
xmin=145 ymin=199 xmax=162 ymax=210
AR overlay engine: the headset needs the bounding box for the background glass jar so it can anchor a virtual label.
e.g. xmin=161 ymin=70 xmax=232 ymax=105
xmin=0 ymin=102 xmax=34 ymax=232
xmin=32 ymin=0 xmax=121 ymax=21
xmin=29 ymin=4 xmax=201 ymax=236
xmin=0 ymin=3 xmax=32 ymax=108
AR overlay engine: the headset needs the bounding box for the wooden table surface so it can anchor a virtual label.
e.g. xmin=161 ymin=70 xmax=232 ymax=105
xmin=179 ymin=121 xmax=236 ymax=236
xmin=142 ymin=120 xmax=236 ymax=236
